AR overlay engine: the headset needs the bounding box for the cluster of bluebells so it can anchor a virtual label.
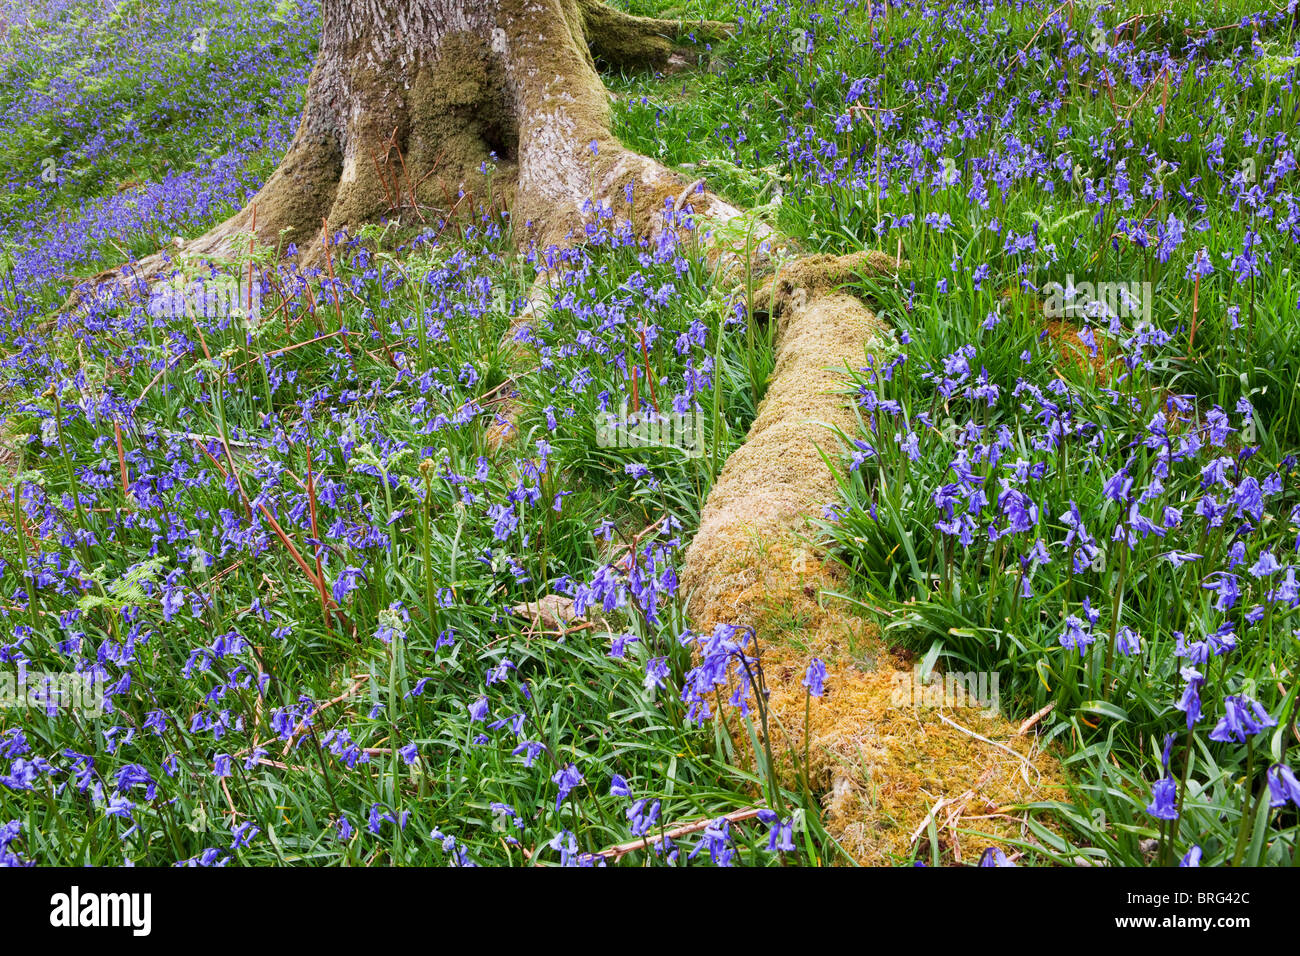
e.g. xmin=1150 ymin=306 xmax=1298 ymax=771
xmin=0 ymin=210 xmax=782 ymax=863
xmin=838 ymin=308 xmax=1299 ymax=853
xmin=0 ymin=8 xmax=778 ymax=859
xmin=0 ymin=0 xmax=320 ymax=327
xmin=647 ymin=0 xmax=1300 ymax=863
xmin=5 ymin=0 xmax=1299 ymax=868
xmin=710 ymin=0 xmax=1300 ymax=296
xmin=0 ymin=819 xmax=28 ymax=867
xmin=534 ymin=775 xmax=798 ymax=866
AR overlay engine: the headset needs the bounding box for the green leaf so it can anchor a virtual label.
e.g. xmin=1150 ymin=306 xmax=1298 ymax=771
xmin=1076 ymin=700 xmax=1130 ymax=723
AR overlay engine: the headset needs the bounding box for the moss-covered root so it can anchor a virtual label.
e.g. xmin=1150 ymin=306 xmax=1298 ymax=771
xmin=577 ymin=0 xmax=734 ymax=71
xmin=682 ymin=289 xmax=1064 ymax=864
xmin=752 ymin=251 xmax=906 ymax=330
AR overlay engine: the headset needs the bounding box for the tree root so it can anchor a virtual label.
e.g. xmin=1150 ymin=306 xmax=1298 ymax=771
xmin=680 ymin=282 xmax=1067 ymax=864
xmin=51 ymin=0 xmax=1065 ymax=862
xmin=577 ymin=0 xmax=734 ymax=71
xmin=752 ymin=251 xmax=905 ymax=328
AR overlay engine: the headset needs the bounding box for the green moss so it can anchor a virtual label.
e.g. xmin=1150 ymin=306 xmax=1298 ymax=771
xmin=255 ymin=128 xmax=343 ymax=249
xmin=754 ymin=251 xmax=908 ymax=321
xmin=580 ymin=0 xmax=675 ymax=70
xmin=577 ymin=0 xmax=734 ymax=71
xmin=404 ymin=32 xmax=521 ymax=219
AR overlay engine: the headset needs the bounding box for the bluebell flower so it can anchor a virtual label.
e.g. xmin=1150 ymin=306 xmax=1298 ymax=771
xmin=1114 ymin=626 xmax=1141 ymax=656
xmin=552 ymin=763 xmax=584 ymax=810
xmin=512 ymin=740 xmax=545 ymax=768
xmin=627 ymin=798 xmax=660 ymax=836
xmin=757 ymin=810 xmax=796 ymax=852
xmin=1266 ymin=764 xmax=1300 ymax=808
xmin=644 ymin=656 xmax=669 ymax=693
xmin=1059 ymin=615 xmax=1095 ymax=656
xmin=688 ymin=817 xmax=735 ymax=866
xmin=1174 ymin=667 xmax=1206 ymax=729
xmin=1208 ymin=695 xmax=1276 ymax=744
xmin=803 ymin=658 xmax=827 ymax=697
xmin=1146 ymin=778 xmax=1179 ymax=820
xmin=978 ymin=847 xmax=1015 ymax=866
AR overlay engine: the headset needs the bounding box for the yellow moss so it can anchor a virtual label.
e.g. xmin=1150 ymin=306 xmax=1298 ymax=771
xmin=1042 ymin=317 xmax=1122 ymax=380
xmin=485 ymin=404 xmax=519 ymax=453
xmin=697 ymin=537 xmax=1064 ymax=864
xmin=683 ymin=281 xmax=1065 ymax=865
xmin=634 ymin=181 xmax=691 ymax=237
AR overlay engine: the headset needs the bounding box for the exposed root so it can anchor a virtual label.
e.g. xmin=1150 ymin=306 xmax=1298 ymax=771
xmin=683 ymin=276 xmax=1065 ymax=865
xmin=752 ymin=251 xmax=903 ymax=328
xmin=577 ymin=0 xmax=734 ymax=71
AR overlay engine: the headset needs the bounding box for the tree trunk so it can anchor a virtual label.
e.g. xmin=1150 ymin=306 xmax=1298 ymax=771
xmin=134 ymin=0 xmax=738 ymax=275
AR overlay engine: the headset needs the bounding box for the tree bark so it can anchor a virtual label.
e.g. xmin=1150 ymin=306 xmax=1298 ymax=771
xmin=122 ymin=0 xmax=738 ymax=279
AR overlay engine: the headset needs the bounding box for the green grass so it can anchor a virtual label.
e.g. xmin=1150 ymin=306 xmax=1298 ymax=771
xmin=2 ymin=0 xmax=1299 ymax=867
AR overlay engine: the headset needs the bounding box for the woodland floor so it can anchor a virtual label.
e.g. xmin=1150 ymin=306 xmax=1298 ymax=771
xmin=0 ymin=0 xmax=1298 ymax=867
